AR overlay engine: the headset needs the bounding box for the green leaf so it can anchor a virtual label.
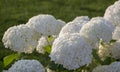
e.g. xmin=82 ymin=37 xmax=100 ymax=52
xmin=48 ymin=36 xmax=53 ymax=42
xmin=3 ymin=53 xmax=20 ymax=68
xmin=92 ymin=49 xmax=103 ymax=64
xmin=110 ymin=39 xmax=117 ymax=43
xmin=45 ymin=45 xmax=51 ymax=54
xmin=102 ymin=57 xmax=115 ymax=65
xmin=48 ymin=61 xmax=69 ymax=72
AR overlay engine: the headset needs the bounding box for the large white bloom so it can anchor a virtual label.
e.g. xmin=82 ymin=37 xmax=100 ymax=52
xmin=50 ymin=33 xmax=92 ymax=70
xmin=7 ymin=60 xmax=45 ymax=72
xmin=93 ymin=62 xmax=120 ymax=72
xmin=59 ymin=16 xmax=89 ymax=36
xmin=112 ymin=26 xmax=120 ymax=40
xmin=26 ymin=14 xmax=65 ymax=36
xmin=2 ymin=24 xmax=38 ymax=53
xmin=80 ymin=17 xmax=114 ymax=48
xmin=104 ymin=0 xmax=120 ymax=26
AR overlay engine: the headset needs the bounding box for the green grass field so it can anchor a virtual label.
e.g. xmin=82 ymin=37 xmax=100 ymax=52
xmin=0 ymin=0 xmax=117 ymax=71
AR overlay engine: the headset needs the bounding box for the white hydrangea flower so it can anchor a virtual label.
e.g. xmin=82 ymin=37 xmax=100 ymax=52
xmin=93 ymin=62 xmax=120 ymax=72
xmin=26 ymin=14 xmax=65 ymax=36
xmin=2 ymin=24 xmax=38 ymax=53
xmin=112 ymin=26 xmax=120 ymax=40
xmin=50 ymin=33 xmax=92 ymax=70
xmin=59 ymin=16 xmax=89 ymax=36
xmin=36 ymin=36 xmax=49 ymax=54
xmin=104 ymin=0 xmax=120 ymax=26
xmin=98 ymin=39 xmax=120 ymax=59
xmin=7 ymin=60 xmax=45 ymax=72
xmin=80 ymin=17 xmax=114 ymax=48
xmin=109 ymin=40 xmax=120 ymax=59
xmin=98 ymin=43 xmax=111 ymax=60
xmin=92 ymin=65 xmax=109 ymax=72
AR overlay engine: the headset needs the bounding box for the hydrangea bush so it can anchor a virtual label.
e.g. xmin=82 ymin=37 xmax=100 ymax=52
xmin=2 ymin=0 xmax=120 ymax=72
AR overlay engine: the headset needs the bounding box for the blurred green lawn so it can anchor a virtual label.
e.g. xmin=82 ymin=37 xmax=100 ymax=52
xmin=0 ymin=0 xmax=117 ymax=71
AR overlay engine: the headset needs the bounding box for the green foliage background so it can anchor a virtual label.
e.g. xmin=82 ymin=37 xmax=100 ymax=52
xmin=0 ymin=0 xmax=117 ymax=72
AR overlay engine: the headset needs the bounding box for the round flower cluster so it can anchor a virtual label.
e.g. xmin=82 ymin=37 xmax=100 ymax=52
xmin=2 ymin=24 xmax=38 ymax=53
xmin=26 ymin=14 xmax=66 ymax=36
xmin=104 ymin=0 xmax=120 ymax=26
xmin=50 ymin=33 xmax=92 ymax=70
xmin=2 ymin=14 xmax=65 ymax=53
xmin=59 ymin=16 xmax=89 ymax=35
xmin=6 ymin=60 xmax=45 ymax=72
xmin=80 ymin=17 xmax=114 ymax=48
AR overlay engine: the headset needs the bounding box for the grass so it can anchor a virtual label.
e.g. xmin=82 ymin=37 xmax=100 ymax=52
xmin=0 ymin=0 xmax=117 ymax=71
